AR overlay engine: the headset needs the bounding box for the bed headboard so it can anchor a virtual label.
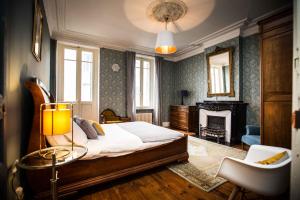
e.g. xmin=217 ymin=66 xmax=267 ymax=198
xmin=25 ymin=77 xmax=55 ymax=153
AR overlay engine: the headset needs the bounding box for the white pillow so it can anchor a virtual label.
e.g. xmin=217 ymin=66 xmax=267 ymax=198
xmin=46 ymin=121 xmax=88 ymax=147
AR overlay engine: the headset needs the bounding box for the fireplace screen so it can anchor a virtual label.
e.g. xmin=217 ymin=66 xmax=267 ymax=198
xmin=207 ymin=116 xmax=225 ymax=130
xmin=200 ymin=115 xmax=226 ymax=144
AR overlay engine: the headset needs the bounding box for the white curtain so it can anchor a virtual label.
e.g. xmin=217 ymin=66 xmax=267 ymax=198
xmin=126 ymin=51 xmax=136 ymax=120
xmin=154 ymin=56 xmax=163 ymax=125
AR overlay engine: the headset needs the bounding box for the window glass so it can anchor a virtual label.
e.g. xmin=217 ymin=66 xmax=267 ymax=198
xmin=143 ymin=61 xmax=150 ymax=107
xmin=135 ymin=57 xmax=153 ymax=108
xmin=81 ymin=62 xmax=92 ymax=101
xmin=64 ymin=49 xmax=76 ymax=60
xmin=82 ymin=51 xmax=93 ymax=62
xmin=135 ymin=60 xmax=141 ymax=107
xmin=64 ymin=60 xmax=76 ymax=101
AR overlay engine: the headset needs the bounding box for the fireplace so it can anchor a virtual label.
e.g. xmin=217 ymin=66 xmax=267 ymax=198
xmin=207 ymin=116 xmax=225 ymax=130
xmin=196 ymin=101 xmax=248 ymax=145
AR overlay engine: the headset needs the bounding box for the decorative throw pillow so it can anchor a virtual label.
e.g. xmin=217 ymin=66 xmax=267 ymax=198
xmin=256 ymin=151 xmax=288 ymax=165
xmin=88 ymin=120 xmax=105 ymax=136
xmin=75 ymin=118 xmax=98 ymax=139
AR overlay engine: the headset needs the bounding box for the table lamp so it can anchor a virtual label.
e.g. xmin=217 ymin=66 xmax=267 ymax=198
xmin=181 ymin=90 xmax=189 ymax=105
xmin=40 ymin=103 xmax=74 ymax=159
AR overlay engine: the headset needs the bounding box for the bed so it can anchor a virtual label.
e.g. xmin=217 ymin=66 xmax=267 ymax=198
xmin=24 ymin=78 xmax=188 ymax=199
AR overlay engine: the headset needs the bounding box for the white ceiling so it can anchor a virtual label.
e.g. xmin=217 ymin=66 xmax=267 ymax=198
xmin=44 ymin=0 xmax=291 ymax=59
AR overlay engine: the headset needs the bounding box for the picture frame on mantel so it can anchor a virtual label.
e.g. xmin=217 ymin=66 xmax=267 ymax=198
xmin=32 ymin=0 xmax=43 ymax=62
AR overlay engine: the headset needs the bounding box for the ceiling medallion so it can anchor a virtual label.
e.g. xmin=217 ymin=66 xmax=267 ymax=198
xmin=147 ymin=0 xmax=187 ymax=23
xmin=148 ymin=0 xmax=187 ymax=55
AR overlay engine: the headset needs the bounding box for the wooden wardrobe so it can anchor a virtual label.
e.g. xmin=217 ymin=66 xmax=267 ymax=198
xmin=259 ymin=9 xmax=293 ymax=148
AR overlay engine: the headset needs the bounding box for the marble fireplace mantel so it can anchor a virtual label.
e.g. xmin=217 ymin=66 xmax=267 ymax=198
xmin=196 ymin=101 xmax=248 ymax=145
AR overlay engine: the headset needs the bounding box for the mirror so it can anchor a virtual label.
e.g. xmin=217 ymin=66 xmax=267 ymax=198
xmin=207 ymin=47 xmax=234 ymax=97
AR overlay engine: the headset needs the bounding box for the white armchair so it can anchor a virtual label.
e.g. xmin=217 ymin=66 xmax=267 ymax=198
xmin=217 ymin=145 xmax=291 ymax=199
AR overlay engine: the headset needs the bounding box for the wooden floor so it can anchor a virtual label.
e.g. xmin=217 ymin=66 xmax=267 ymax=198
xmin=63 ymin=166 xmax=287 ymax=200
xmin=62 ymin=134 xmax=288 ymax=200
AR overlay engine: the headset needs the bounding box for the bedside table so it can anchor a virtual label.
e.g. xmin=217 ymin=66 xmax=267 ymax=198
xmin=18 ymin=146 xmax=87 ymax=200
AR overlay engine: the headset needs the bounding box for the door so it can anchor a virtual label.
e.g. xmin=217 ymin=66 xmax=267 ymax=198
xmin=260 ymin=10 xmax=293 ymax=148
xmin=57 ymin=43 xmax=99 ymax=121
xmin=291 ymin=0 xmax=300 ymax=198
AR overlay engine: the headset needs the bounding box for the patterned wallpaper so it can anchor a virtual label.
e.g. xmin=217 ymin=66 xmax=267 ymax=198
xmin=173 ymin=53 xmax=205 ymax=105
xmin=161 ymin=36 xmax=260 ymax=125
xmin=99 ymin=48 xmax=127 ymax=116
xmin=161 ymin=60 xmax=175 ymax=122
xmin=98 ymin=36 xmax=260 ymax=125
xmin=242 ymin=34 xmax=260 ymax=125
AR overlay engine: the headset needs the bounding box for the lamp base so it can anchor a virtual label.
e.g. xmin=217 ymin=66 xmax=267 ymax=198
xmin=39 ymin=148 xmax=70 ymax=160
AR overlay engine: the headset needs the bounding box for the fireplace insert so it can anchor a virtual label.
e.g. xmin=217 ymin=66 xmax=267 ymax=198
xmin=200 ymin=115 xmax=226 ymax=144
xmin=207 ymin=116 xmax=225 ymax=130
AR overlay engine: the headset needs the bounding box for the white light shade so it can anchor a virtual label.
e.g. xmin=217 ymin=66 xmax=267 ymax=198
xmin=155 ymin=30 xmax=177 ymax=54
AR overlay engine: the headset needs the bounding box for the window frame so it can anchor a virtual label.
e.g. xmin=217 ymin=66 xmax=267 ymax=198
xmin=57 ymin=44 xmax=97 ymax=104
xmin=135 ymin=55 xmax=155 ymax=109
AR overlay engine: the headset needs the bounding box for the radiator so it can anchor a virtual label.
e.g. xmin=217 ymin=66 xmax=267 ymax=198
xmin=136 ymin=112 xmax=153 ymax=124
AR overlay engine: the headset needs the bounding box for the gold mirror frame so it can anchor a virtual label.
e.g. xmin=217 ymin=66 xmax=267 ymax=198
xmin=206 ymin=47 xmax=235 ymax=97
xmin=32 ymin=0 xmax=43 ymax=62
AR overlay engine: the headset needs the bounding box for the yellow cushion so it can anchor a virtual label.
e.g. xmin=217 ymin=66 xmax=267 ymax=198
xmin=88 ymin=120 xmax=105 ymax=136
xmin=256 ymin=151 xmax=288 ymax=165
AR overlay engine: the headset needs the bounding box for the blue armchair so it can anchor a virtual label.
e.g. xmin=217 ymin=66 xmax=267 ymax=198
xmin=241 ymin=125 xmax=260 ymax=149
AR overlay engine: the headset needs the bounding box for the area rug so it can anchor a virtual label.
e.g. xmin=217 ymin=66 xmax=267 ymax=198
xmin=167 ymin=136 xmax=247 ymax=192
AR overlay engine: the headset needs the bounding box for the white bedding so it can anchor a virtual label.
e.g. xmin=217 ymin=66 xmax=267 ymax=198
xmin=82 ymin=124 xmax=173 ymax=160
xmin=46 ymin=122 xmax=184 ymax=160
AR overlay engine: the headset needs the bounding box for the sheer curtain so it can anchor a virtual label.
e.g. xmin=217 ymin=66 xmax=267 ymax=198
xmin=154 ymin=56 xmax=163 ymax=125
xmin=126 ymin=51 xmax=136 ymax=120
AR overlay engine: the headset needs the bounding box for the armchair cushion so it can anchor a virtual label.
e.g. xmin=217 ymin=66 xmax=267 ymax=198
xmin=246 ymin=125 xmax=260 ymax=135
xmin=241 ymin=135 xmax=260 ymax=145
xmin=256 ymin=151 xmax=288 ymax=165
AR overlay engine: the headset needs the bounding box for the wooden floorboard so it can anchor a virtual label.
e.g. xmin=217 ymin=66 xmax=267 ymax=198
xmin=62 ymin=135 xmax=288 ymax=200
xmin=62 ymin=166 xmax=288 ymax=200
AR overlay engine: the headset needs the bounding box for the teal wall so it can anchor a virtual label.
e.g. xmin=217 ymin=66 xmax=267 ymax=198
xmin=173 ymin=53 xmax=205 ymax=105
xmin=242 ymin=35 xmax=260 ymax=125
xmin=99 ymin=48 xmax=127 ymax=116
xmin=160 ymin=35 xmax=260 ymax=125
xmin=99 ymin=35 xmax=260 ymax=125
xmin=161 ymin=60 xmax=175 ymax=122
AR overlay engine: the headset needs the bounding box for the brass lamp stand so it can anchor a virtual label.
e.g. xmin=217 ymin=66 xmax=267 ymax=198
xmin=18 ymin=103 xmax=87 ymax=200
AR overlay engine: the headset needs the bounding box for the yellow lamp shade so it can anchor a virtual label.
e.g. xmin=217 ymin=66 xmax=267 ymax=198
xmin=43 ymin=108 xmax=71 ymax=135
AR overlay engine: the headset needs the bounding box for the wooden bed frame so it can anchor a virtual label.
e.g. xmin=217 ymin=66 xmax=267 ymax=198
xmin=24 ymin=78 xmax=189 ymax=199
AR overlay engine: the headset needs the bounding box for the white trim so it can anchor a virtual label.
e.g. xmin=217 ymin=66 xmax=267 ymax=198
xmin=166 ymin=28 xmax=241 ymax=62
xmin=56 ymin=44 xmax=99 ymax=121
xmin=135 ymin=56 xmax=155 ymax=109
xmin=199 ymin=109 xmax=232 ymax=143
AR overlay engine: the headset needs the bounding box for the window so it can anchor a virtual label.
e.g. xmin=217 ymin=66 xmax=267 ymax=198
xmin=57 ymin=43 xmax=99 ymax=121
xmin=63 ymin=48 xmax=77 ymax=101
xmin=135 ymin=56 xmax=154 ymax=108
xmin=81 ymin=51 xmax=93 ymax=101
xmin=60 ymin=46 xmax=95 ymax=102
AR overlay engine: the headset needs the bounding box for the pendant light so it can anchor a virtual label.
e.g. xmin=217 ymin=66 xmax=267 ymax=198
xmin=149 ymin=0 xmax=187 ymax=55
xmin=155 ymin=20 xmax=177 ymax=54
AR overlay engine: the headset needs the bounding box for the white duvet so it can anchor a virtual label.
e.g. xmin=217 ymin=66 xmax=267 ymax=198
xmin=46 ymin=122 xmax=184 ymax=160
xmin=82 ymin=124 xmax=172 ymax=160
xmin=83 ymin=124 xmax=143 ymax=159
